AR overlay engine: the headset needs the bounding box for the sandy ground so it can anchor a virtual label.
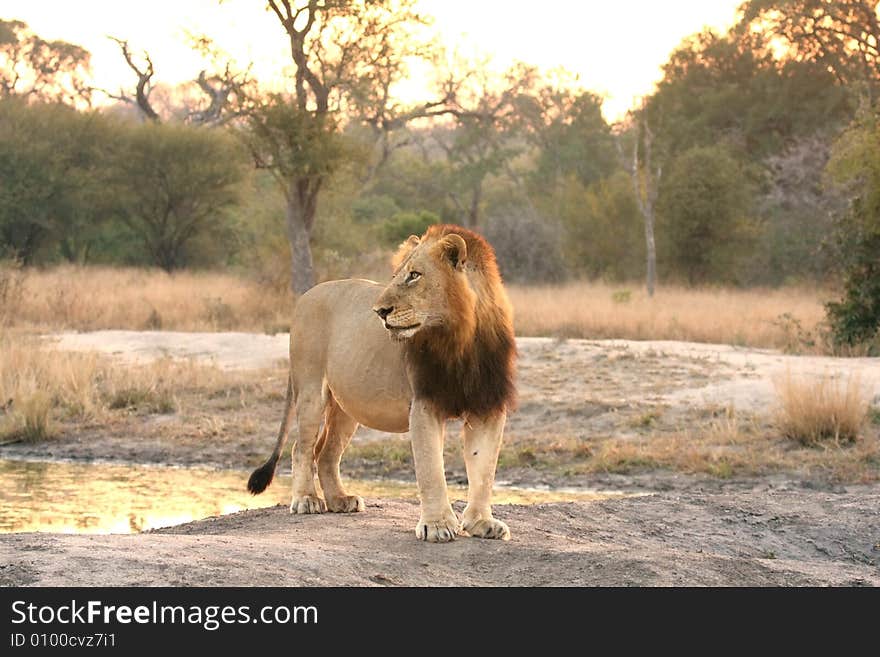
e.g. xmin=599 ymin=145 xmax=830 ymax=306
xmin=3 ymin=490 xmax=878 ymax=586
xmin=2 ymin=331 xmax=878 ymax=586
xmin=50 ymin=330 xmax=880 ymax=416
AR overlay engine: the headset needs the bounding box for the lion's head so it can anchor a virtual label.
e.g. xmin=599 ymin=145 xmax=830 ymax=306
xmin=372 ymin=230 xmax=475 ymax=343
xmin=372 ymin=224 xmax=516 ymax=418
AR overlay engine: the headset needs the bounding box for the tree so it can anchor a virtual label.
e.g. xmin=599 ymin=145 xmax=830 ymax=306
xmin=656 ymin=144 xmax=756 ymax=284
xmin=639 ymin=19 xmax=857 ymax=286
xmin=431 ymin=62 xmax=537 ymax=228
xmin=644 ymin=28 xmax=851 ymax=159
xmin=825 ymin=114 xmax=880 ymax=350
xmin=104 ymin=35 xmax=254 ymax=126
xmin=738 ymin=0 xmax=880 ymax=102
xmin=0 ymin=19 xmax=91 ymax=106
xmin=110 ymin=122 xmax=246 ymax=271
xmin=616 ymin=117 xmax=661 ymax=296
xmin=250 ymin=0 xmax=443 ymax=294
xmin=244 ymin=94 xmax=344 ymax=291
xmin=0 ymin=99 xmax=117 ymax=263
xmin=755 ymin=134 xmax=845 ymax=283
xmin=517 ymin=87 xmax=617 ymax=190
xmin=555 ymin=171 xmax=644 ymax=281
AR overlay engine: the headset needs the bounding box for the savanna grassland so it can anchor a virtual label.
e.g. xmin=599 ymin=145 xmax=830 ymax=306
xmin=3 ymin=263 xmax=831 ymax=350
xmin=3 ymin=0 xmax=880 ymax=588
xmin=1 ymin=264 xmax=877 ymax=490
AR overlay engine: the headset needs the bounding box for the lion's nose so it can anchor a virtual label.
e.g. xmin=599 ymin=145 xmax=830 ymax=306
xmin=374 ymin=306 xmax=393 ymax=320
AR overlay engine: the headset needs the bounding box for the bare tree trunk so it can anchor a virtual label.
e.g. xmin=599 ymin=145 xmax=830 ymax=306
xmin=640 ymin=121 xmax=660 ymax=297
xmin=285 ymin=189 xmax=316 ymax=295
xmin=467 ymin=183 xmax=483 ymax=228
xmin=643 ymin=207 xmax=657 ymax=298
xmin=616 ymin=117 xmax=660 ymax=297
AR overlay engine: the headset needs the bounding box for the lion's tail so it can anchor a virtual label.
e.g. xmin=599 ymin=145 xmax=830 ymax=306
xmin=247 ymin=375 xmax=295 ymax=495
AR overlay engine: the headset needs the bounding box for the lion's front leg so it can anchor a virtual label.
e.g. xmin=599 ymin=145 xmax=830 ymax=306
xmin=409 ymin=399 xmax=460 ymax=542
xmin=461 ymin=411 xmax=510 ymax=540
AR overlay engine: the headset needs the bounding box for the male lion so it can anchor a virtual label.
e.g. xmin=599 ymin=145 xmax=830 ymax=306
xmin=247 ymin=224 xmax=516 ymax=542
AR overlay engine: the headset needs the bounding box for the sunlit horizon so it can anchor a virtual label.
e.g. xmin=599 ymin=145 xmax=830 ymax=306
xmin=1 ymin=0 xmax=745 ymax=121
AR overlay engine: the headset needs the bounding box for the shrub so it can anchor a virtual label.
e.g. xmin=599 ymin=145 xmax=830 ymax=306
xmin=482 ymin=209 xmax=567 ymax=284
xmin=774 ymin=373 xmax=867 ymax=446
xmin=825 ymin=116 xmax=880 ymax=353
xmin=378 ymin=210 xmax=439 ymax=247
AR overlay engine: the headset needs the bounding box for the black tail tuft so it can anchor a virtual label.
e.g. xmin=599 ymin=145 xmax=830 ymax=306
xmin=247 ymin=457 xmax=277 ymax=495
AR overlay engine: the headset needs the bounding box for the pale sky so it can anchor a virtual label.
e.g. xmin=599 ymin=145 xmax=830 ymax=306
xmin=2 ymin=0 xmax=745 ymax=120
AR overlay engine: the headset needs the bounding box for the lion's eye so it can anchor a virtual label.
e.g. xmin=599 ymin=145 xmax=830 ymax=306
xmin=406 ymin=271 xmax=422 ymax=284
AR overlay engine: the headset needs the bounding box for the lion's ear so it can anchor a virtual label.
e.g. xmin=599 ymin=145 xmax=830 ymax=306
xmin=391 ymin=235 xmax=421 ymax=270
xmin=438 ymin=233 xmax=467 ymax=270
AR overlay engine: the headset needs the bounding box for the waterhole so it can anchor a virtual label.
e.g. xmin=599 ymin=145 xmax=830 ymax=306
xmin=0 ymin=458 xmax=632 ymax=534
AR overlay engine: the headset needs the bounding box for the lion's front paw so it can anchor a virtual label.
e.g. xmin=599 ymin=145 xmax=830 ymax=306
xmin=327 ymin=495 xmax=365 ymax=513
xmin=462 ymin=516 xmax=510 ymax=541
xmin=290 ymin=494 xmax=327 ymax=514
xmin=415 ymin=509 xmax=461 ymax=543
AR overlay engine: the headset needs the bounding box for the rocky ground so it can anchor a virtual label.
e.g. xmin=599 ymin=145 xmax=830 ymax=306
xmin=2 ymin=487 xmax=878 ymax=586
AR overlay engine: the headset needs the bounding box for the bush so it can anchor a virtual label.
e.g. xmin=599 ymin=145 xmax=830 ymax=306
xmin=482 ymin=210 xmax=568 ymax=284
xmin=378 ymin=210 xmax=439 ymax=247
xmin=351 ymin=194 xmax=400 ymax=224
xmin=774 ymin=373 xmax=867 ymax=446
xmin=656 ymin=144 xmax=756 ymax=284
xmin=825 ymin=242 xmax=880 ymax=352
xmin=824 ymin=118 xmax=880 ymax=353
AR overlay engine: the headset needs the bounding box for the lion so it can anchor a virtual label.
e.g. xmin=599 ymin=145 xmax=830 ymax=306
xmin=247 ymin=224 xmax=516 ymax=542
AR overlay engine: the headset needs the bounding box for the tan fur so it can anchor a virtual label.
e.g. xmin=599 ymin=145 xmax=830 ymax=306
xmin=248 ymin=224 xmax=515 ymax=543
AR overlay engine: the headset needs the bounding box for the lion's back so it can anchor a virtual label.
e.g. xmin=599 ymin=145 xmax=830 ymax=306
xmin=289 ymin=279 xmax=411 ymax=432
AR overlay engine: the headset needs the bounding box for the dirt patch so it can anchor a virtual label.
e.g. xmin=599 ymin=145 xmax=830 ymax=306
xmin=2 ymin=488 xmax=877 ymax=586
xmin=8 ymin=332 xmax=878 ymax=487
xmin=3 ymin=331 xmax=878 ymax=586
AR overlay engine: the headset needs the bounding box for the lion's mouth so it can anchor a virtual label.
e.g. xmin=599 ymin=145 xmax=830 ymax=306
xmin=385 ymin=322 xmax=421 ymax=332
xmin=384 ymin=322 xmax=421 ymax=339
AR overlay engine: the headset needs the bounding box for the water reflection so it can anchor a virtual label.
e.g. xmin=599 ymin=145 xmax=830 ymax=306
xmin=0 ymin=459 xmax=630 ymax=534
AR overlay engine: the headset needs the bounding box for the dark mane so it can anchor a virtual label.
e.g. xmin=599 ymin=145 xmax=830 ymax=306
xmin=405 ymin=225 xmax=516 ymax=418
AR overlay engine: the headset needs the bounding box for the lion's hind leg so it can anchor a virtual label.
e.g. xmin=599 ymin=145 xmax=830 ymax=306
xmin=317 ymin=398 xmax=364 ymax=513
xmin=290 ymin=387 xmax=328 ymax=514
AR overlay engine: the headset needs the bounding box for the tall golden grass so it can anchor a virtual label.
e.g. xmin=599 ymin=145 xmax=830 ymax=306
xmin=6 ymin=265 xmax=831 ymax=350
xmin=509 ymin=282 xmax=829 ymax=350
xmin=0 ymin=330 xmax=229 ymax=442
xmin=12 ymin=265 xmax=294 ymax=333
xmin=774 ymin=373 xmax=869 ymax=446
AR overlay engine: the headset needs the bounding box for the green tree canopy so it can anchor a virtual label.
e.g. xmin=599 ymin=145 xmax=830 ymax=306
xmin=110 ymin=121 xmax=247 ymax=271
xmin=825 ymin=114 xmax=880 ymax=349
xmin=0 ymin=99 xmax=119 ymax=263
xmin=645 ymin=29 xmax=851 ymax=160
xmin=657 ymin=144 xmax=757 ymax=284
xmin=517 ymin=88 xmax=617 ymax=189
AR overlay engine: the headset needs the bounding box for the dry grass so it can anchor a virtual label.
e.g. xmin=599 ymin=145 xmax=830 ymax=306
xmin=348 ymin=403 xmax=879 ymax=485
xmin=495 ymin=405 xmax=880 ymax=484
xmin=345 ymin=404 xmax=880 ymax=483
xmin=3 ymin=265 xmax=834 ymax=351
xmin=12 ymin=265 xmax=294 ymax=333
xmin=774 ymin=373 xmax=869 ymax=446
xmin=0 ymin=260 xmax=25 ymax=328
xmin=0 ymin=330 xmax=232 ymax=442
xmin=508 ymin=281 xmax=828 ymax=351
